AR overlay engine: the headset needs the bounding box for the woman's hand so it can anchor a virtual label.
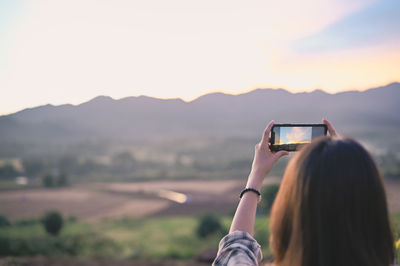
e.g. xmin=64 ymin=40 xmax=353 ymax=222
xmin=247 ymin=120 xmax=289 ymax=190
xmin=322 ymin=118 xmax=338 ymax=137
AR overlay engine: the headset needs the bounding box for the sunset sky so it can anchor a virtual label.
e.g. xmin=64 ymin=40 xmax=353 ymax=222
xmin=0 ymin=0 xmax=399 ymax=115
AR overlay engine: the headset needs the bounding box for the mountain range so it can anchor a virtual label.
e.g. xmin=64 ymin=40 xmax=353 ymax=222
xmin=0 ymin=82 xmax=399 ymax=153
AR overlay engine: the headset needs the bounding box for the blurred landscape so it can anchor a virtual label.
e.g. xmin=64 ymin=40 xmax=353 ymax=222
xmin=1 ymin=83 xmax=400 ymax=265
xmin=1 ymin=82 xmax=399 ymax=181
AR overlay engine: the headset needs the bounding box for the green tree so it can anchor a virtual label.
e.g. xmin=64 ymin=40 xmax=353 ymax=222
xmin=22 ymin=158 xmax=45 ymax=178
xmin=57 ymin=156 xmax=79 ymax=175
xmin=0 ymin=164 xmax=19 ymax=180
xmin=0 ymin=215 xmax=10 ymax=227
xmin=56 ymin=174 xmax=69 ymax=187
xmin=261 ymin=184 xmax=280 ymax=214
xmin=42 ymin=211 xmax=63 ymax=236
xmin=196 ymin=214 xmax=224 ymax=238
xmin=42 ymin=174 xmax=54 ymax=188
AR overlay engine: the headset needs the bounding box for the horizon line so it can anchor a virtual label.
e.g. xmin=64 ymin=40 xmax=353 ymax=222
xmin=1 ymin=80 xmax=398 ymax=117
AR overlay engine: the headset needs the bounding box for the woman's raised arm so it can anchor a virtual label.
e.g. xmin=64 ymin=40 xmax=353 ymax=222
xmin=229 ymin=120 xmax=289 ymax=235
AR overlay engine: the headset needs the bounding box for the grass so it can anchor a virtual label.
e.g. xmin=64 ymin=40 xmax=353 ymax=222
xmin=0 ymin=213 xmax=399 ymax=260
xmin=0 ymin=180 xmax=27 ymax=190
xmin=0 ymin=215 xmax=269 ymax=260
xmin=99 ymin=216 xmax=228 ymax=259
xmin=392 ymin=212 xmax=400 ymax=239
xmin=99 ymin=215 xmax=274 ymax=259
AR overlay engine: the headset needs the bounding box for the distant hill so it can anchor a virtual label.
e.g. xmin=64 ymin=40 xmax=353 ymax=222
xmin=0 ymin=82 xmax=399 ymax=152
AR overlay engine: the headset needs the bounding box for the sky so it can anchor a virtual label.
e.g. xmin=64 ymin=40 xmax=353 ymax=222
xmin=280 ymin=127 xmax=312 ymax=144
xmin=0 ymin=0 xmax=399 ymax=115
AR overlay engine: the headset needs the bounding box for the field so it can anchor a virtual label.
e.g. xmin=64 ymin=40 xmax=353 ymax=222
xmin=1 ymin=178 xmax=400 ymax=265
xmin=0 ymin=215 xmax=237 ymax=263
xmin=0 ymin=177 xmax=399 ymax=221
xmin=0 ymin=179 xmax=258 ymax=221
xmin=0 ymin=179 xmax=244 ymax=221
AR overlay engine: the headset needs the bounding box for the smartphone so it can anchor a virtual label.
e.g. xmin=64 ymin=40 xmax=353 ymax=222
xmin=270 ymin=124 xmax=328 ymax=152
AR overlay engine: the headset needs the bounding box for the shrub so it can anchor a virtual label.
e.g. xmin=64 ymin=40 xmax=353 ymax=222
xmin=14 ymin=218 xmax=40 ymax=226
xmin=22 ymin=158 xmax=45 ymax=178
xmin=0 ymin=215 xmax=10 ymax=227
xmin=68 ymin=216 xmax=77 ymax=223
xmin=0 ymin=164 xmax=19 ymax=180
xmin=196 ymin=214 xmax=223 ymax=238
xmin=0 ymin=236 xmax=11 ymax=256
xmin=254 ymin=228 xmax=269 ymax=247
xmin=42 ymin=174 xmax=54 ymax=188
xmin=56 ymin=174 xmax=69 ymax=187
xmin=0 ymin=235 xmax=85 ymax=257
xmin=42 ymin=211 xmax=63 ymax=236
xmin=261 ymin=184 xmax=280 ymax=214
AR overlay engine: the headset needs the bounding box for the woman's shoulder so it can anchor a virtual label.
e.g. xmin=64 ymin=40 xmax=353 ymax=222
xmin=213 ymin=231 xmax=263 ymax=266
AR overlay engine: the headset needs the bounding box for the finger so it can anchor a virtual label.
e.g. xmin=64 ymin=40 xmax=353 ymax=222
xmin=274 ymin=150 xmax=290 ymax=159
xmin=322 ymin=118 xmax=337 ymax=137
xmin=261 ymin=120 xmax=274 ymax=146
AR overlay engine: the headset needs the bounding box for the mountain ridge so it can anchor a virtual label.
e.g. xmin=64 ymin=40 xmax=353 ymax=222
xmin=5 ymin=81 xmax=398 ymax=117
xmin=0 ymin=82 xmax=399 ymax=153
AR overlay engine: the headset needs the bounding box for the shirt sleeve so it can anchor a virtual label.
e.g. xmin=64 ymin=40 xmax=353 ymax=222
xmin=212 ymin=230 xmax=263 ymax=266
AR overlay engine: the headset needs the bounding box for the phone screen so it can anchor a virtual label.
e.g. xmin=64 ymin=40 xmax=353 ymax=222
xmin=271 ymin=124 xmax=327 ymax=151
xmin=273 ymin=126 xmax=325 ymax=144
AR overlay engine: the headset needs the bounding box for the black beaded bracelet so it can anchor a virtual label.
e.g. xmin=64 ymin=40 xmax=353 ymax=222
xmin=239 ymin=188 xmax=262 ymax=202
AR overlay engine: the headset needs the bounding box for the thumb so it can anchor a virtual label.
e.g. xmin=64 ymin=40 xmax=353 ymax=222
xmin=274 ymin=150 xmax=290 ymax=159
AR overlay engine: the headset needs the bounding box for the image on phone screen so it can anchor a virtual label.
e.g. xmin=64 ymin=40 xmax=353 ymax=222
xmin=274 ymin=126 xmax=325 ymax=145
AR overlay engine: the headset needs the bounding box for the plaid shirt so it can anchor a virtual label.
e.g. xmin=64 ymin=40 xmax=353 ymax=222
xmin=213 ymin=231 xmax=263 ymax=266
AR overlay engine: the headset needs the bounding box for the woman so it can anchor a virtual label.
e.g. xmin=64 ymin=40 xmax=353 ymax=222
xmin=213 ymin=119 xmax=394 ymax=266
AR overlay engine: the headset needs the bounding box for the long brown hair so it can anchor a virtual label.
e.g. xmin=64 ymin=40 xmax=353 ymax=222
xmin=270 ymin=137 xmax=394 ymax=266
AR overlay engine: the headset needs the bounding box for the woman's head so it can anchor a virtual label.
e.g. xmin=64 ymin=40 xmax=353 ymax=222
xmin=270 ymin=136 xmax=394 ymax=266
